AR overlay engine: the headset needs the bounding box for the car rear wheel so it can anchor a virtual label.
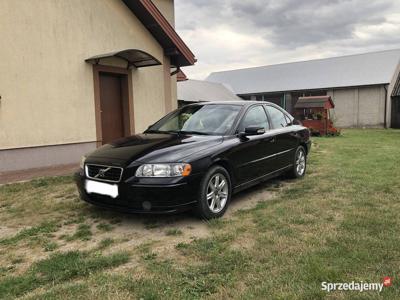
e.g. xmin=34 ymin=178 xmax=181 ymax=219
xmin=195 ymin=166 xmax=231 ymax=219
xmin=288 ymin=146 xmax=307 ymax=178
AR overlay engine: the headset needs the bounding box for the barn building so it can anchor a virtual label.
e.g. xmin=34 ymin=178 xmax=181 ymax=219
xmin=207 ymin=49 xmax=400 ymax=129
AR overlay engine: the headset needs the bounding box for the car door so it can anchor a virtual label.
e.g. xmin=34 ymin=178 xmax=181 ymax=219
xmin=228 ymin=105 xmax=279 ymax=184
xmin=265 ymin=105 xmax=298 ymax=170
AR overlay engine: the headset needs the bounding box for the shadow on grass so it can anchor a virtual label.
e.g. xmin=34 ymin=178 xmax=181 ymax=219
xmin=80 ymin=175 xmax=290 ymax=230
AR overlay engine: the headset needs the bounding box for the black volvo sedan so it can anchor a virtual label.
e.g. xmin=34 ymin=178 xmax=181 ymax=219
xmin=75 ymin=101 xmax=311 ymax=219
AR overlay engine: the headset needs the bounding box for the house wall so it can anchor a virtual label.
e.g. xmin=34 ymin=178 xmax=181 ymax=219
xmin=0 ymin=0 xmax=176 ymax=172
xmin=152 ymin=0 xmax=175 ymax=26
xmin=327 ymin=85 xmax=386 ymax=128
xmin=152 ymin=0 xmax=177 ymax=111
xmin=171 ymin=74 xmax=178 ymax=110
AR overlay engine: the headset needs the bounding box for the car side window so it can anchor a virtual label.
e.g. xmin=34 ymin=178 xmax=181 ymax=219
xmin=239 ymin=106 xmax=270 ymax=132
xmin=265 ymin=106 xmax=288 ymax=129
xmin=285 ymin=114 xmax=292 ymax=125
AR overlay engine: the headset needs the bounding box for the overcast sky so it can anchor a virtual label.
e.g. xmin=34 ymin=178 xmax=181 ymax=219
xmin=175 ymin=0 xmax=400 ymax=80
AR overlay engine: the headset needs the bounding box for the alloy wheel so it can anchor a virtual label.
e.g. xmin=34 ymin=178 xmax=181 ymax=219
xmin=296 ymin=149 xmax=306 ymax=176
xmin=206 ymin=173 xmax=229 ymax=213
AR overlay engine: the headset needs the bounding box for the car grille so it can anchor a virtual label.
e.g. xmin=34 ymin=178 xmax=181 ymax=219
xmin=85 ymin=164 xmax=123 ymax=183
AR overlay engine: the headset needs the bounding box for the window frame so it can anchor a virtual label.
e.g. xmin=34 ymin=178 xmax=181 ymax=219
xmin=264 ymin=104 xmax=293 ymax=129
xmin=235 ymin=104 xmax=271 ymax=134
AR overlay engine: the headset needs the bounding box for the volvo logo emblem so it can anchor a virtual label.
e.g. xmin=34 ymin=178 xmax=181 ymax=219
xmin=95 ymin=167 xmax=111 ymax=178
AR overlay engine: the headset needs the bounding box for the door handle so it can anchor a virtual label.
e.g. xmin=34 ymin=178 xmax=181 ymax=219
xmin=267 ymin=137 xmax=276 ymax=143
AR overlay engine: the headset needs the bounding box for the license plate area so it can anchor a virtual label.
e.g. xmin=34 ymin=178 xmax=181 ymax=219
xmin=85 ymin=180 xmax=119 ymax=198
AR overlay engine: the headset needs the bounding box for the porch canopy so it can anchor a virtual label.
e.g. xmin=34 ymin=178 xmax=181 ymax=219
xmin=85 ymin=49 xmax=161 ymax=69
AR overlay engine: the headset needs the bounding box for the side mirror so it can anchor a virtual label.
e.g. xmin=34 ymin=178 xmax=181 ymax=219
xmin=239 ymin=127 xmax=265 ymax=140
xmin=245 ymin=127 xmax=265 ymax=135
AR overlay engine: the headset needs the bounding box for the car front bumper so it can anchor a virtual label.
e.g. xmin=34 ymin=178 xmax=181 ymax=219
xmin=74 ymin=171 xmax=203 ymax=214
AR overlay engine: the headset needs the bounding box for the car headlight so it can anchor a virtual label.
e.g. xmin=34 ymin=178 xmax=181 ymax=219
xmin=135 ymin=163 xmax=192 ymax=177
xmin=80 ymin=156 xmax=86 ymax=169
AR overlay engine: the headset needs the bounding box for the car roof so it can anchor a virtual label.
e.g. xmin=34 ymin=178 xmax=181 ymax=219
xmin=183 ymin=101 xmax=293 ymax=119
xmin=185 ymin=100 xmax=276 ymax=107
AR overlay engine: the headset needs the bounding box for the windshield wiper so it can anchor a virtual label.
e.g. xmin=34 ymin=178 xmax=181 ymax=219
xmin=178 ymin=130 xmax=210 ymax=135
xmin=145 ymin=129 xmax=180 ymax=135
xmin=145 ymin=129 xmax=210 ymax=136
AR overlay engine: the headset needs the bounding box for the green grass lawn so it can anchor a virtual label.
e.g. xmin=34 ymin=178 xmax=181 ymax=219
xmin=0 ymin=129 xmax=400 ymax=299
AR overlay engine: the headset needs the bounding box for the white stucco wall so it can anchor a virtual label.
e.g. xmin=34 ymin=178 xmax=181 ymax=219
xmin=152 ymin=0 xmax=175 ymax=26
xmin=171 ymin=74 xmax=178 ymax=110
xmin=0 ymin=0 xmax=174 ymax=150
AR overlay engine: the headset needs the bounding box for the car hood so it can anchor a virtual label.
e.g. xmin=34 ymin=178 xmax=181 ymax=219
xmin=87 ymin=133 xmax=223 ymax=164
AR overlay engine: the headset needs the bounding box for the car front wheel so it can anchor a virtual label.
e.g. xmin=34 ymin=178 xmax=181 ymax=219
xmin=195 ymin=166 xmax=231 ymax=219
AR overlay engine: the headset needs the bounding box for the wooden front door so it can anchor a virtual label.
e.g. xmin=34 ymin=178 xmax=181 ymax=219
xmin=99 ymin=73 xmax=125 ymax=144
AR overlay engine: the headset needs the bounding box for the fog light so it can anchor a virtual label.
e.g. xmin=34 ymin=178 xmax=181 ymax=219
xmin=142 ymin=201 xmax=152 ymax=211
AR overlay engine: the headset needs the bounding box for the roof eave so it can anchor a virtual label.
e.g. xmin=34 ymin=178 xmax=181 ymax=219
xmin=236 ymin=82 xmax=392 ymax=96
xmin=122 ymin=0 xmax=196 ymax=67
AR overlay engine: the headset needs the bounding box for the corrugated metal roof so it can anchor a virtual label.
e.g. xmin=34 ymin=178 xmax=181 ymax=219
xmin=207 ymin=49 xmax=400 ymax=95
xmin=177 ymin=79 xmax=241 ymax=102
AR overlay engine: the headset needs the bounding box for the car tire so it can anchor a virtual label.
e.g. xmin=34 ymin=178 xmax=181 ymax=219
xmin=195 ymin=166 xmax=232 ymax=219
xmin=287 ymin=146 xmax=307 ymax=178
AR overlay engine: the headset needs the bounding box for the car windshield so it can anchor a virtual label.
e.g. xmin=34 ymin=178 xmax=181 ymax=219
xmin=147 ymin=104 xmax=242 ymax=135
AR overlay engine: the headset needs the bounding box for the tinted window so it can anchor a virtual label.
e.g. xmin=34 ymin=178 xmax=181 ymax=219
xmin=239 ymin=106 xmax=269 ymax=132
xmin=285 ymin=114 xmax=292 ymax=125
xmin=266 ymin=106 xmax=288 ymax=128
xmin=149 ymin=104 xmax=241 ymax=135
